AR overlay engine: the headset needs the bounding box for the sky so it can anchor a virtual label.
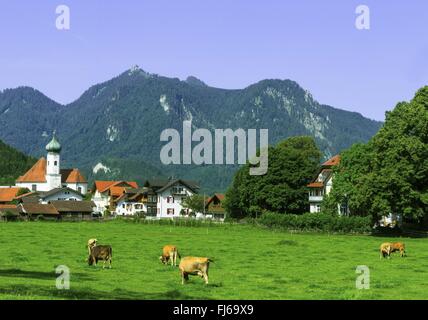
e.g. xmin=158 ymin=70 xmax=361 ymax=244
xmin=0 ymin=0 xmax=427 ymax=121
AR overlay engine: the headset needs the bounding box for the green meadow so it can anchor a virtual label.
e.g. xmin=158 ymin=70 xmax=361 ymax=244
xmin=0 ymin=220 xmax=427 ymax=300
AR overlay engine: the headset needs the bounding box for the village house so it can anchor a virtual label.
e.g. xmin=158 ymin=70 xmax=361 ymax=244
xmin=144 ymin=179 xmax=199 ymax=218
xmin=15 ymin=133 xmax=88 ymax=194
xmin=91 ymin=181 xmax=139 ymax=213
xmin=18 ymin=200 xmax=96 ymax=220
xmin=13 ymin=187 xmax=84 ymax=204
xmin=114 ymin=188 xmax=153 ymax=216
xmin=307 ymin=155 xmax=343 ymax=214
xmin=205 ymin=193 xmax=226 ymax=221
xmin=307 ymin=155 xmax=399 ymax=227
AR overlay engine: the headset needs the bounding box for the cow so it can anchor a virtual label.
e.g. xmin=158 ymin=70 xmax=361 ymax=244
xmin=87 ymin=238 xmax=98 ymax=255
xmin=380 ymin=242 xmax=406 ymax=259
xmin=159 ymin=245 xmax=180 ymax=267
xmin=380 ymin=242 xmax=392 ymax=259
xmin=179 ymin=257 xmax=213 ymax=285
xmin=88 ymin=245 xmax=112 ymax=269
xmin=390 ymin=242 xmax=406 ymax=257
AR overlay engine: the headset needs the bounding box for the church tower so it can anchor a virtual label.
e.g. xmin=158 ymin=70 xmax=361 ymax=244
xmin=45 ymin=132 xmax=62 ymax=190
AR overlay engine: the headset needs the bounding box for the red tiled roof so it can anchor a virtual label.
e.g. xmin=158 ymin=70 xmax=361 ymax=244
xmin=94 ymin=181 xmax=138 ymax=193
xmin=0 ymin=187 xmax=21 ymax=202
xmin=307 ymin=182 xmax=324 ymax=188
xmin=61 ymin=169 xmax=87 ymax=183
xmin=16 ymin=158 xmax=87 ymax=184
xmin=322 ymin=155 xmax=341 ymax=167
xmin=16 ymin=158 xmax=47 ymax=183
xmin=110 ymin=186 xmax=127 ymax=197
xmin=214 ymin=193 xmax=225 ymax=201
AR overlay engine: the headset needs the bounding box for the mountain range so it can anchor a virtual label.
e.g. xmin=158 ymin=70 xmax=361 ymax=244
xmin=0 ymin=66 xmax=382 ymax=192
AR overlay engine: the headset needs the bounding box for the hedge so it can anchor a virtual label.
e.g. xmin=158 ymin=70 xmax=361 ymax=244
xmin=258 ymin=212 xmax=372 ymax=234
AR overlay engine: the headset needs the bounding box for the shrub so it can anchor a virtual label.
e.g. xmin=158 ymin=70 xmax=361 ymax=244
xmin=258 ymin=212 xmax=372 ymax=234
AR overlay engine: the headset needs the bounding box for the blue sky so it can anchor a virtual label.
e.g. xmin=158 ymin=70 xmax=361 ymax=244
xmin=0 ymin=0 xmax=427 ymax=121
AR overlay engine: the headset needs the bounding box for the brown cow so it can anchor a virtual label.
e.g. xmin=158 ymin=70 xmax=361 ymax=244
xmin=159 ymin=245 xmax=180 ymax=266
xmin=179 ymin=257 xmax=213 ymax=285
xmin=88 ymin=245 xmax=112 ymax=268
xmin=380 ymin=242 xmax=406 ymax=259
xmin=390 ymin=242 xmax=406 ymax=257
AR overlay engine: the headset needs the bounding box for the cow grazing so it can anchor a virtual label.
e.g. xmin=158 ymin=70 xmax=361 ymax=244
xmin=160 ymin=245 xmax=180 ymax=266
xmin=87 ymin=238 xmax=98 ymax=255
xmin=390 ymin=242 xmax=406 ymax=257
xmin=380 ymin=242 xmax=406 ymax=259
xmin=380 ymin=242 xmax=392 ymax=259
xmin=88 ymin=245 xmax=112 ymax=269
xmin=179 ymin=257 xmax=213 ymax=285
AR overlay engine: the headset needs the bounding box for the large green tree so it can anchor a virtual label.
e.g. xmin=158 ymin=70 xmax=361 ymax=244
xmin=329 ymin=87 xmax=428 ymax=222
xmin=224 ymin=136 xmax=321 ymax=218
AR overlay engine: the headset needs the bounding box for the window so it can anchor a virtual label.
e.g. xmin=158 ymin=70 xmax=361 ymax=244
xmin=122 ymin=204 xmax=125 ymax=208
xmin=167 ymin=196 xmax=174 ymax=204
xmin=316 ymin=205 xmax=321 ymax=213
xmin=78 ymin=187 xmax=82 ymax=193
xmin=167 ymin=208 xmax=175 ymax=215
xmin=32 ymin=184 xmax=37 ymax=191
xmin=172 ymin=187 xmax=184 ymax=194
xmin=54 ymin=161 xmax=58 ymax=166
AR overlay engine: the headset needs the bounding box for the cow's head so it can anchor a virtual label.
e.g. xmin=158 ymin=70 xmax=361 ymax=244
xmin=159 ymin=255 xmax=169 ymax=264
xmin=87 ymin=238 xmax=98 ymax=249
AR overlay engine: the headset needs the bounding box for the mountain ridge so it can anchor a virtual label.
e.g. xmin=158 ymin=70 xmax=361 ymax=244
xmin=0 ymin=67 xmax=383 ymax=192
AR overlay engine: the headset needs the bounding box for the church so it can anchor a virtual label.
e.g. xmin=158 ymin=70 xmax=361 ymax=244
xmin=15 ymin=133 xmax=88 ymax=195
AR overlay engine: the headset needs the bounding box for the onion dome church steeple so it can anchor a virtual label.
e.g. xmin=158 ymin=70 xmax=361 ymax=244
xmin=46 ymin=131 xmax=62 ymax=153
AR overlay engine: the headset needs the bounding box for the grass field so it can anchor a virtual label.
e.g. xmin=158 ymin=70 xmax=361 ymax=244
xmin=0 ymin=220 xmax=427 ymax=300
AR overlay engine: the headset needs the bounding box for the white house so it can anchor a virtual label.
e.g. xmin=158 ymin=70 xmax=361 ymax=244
xmin=145 ymin=179 xmax=199 ymax=218
xmin=114 ymin=187 xmax=154 ymax=216
xmin=15 ymin=133 xmax=88 ymax=195
xmin=38 ymin=187 xmax=83 ymax=203
xmin=91 ymin=181 xmax=138 ymax=213
xmin=307 ymin=155 xmax=346 ymax=214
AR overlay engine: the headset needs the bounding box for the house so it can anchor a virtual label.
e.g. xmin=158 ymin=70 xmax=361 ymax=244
xmin=18 ymin=200 xmax=95 ymax=220
xmin=114 ymin=188 xmax=154 ymax=216
xmin=91 ymin=181 xmax=139 ymax=213
xmin=15 ymin=133 xmax=88 ymax=194
xmin=19 ymin=203 xmax=60 ymax=220
xmin=205 ymin=193 xmax=226 ymax=221
xmin=12 ymin=187 xmax=83 ymax=204
xmin=307 ymin=155 xmax=346 ymax=214
xmin=145 ymin=179 xmax=199 ymax=218
xmin=50 ymin=200 xmax=96 ymax=219
xmin=38 ymin=187 xmax=83 ymax=203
